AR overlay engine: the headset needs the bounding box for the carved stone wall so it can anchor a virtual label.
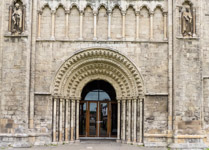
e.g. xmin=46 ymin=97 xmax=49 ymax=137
xmin=0 ymin=0 xmax=209 ymax=149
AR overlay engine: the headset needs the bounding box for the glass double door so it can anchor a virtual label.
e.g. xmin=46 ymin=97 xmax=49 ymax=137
xmin=80 ymin=101 xmax=117 ymax=137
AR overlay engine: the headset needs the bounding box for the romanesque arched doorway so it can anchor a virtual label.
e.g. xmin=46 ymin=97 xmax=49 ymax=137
xmin=80 ymin=80 xmax=117 ymax=138
xmin=52 ymin=47 xmax=145 ymax=144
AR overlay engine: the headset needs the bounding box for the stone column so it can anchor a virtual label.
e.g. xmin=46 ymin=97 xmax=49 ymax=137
xmin=150 ymin=12 xmax=154 ymax=40
xmin=107 ymin=10 xmax=112 ymax=40
xmin=136 ymin=12 xmax=139 ymax=40
xmin=122 ymin=11 xmax=126 ymax=40
xmin=79 ymin=11 xmax=83 ymax=40
xmin=59 ymin=98 xmax=63 ymax=142
xmin=65 ymin=99 xmax=69 ymax=142
xmin=127 ymin=99 xmax=131 ymax=143
xmin=8 ymin=6 xmax=12 ymax=32
xmin=51 ymin=10 xmax=55 ymax=39
xmin=70 ymin=100 xmax=75 ymax=142
xmin=37 ymin=11 xmax=42 ymax=38
xmin=65 ymin=10 xmax=70 ymax=39
xmin=93 ymin=12 xmax=97 ymax=40
xmin=117 ymin=99 xmax=121 ymax=142
xmin=193 ymin=8 xmax=196 ymax=37
xmin=53 ymin=98 xmax=57 ymax=142
xmin=133 ymin=99 xmax=137 ymax=143
xmin=163 ymin=12 xmax=168 ymax=40
xmin=139 ymin=98 xmax=143 ymax=143
xmin=76 ymin=99 xmax=80 ymax=142
xmin=122 ymin=99 xmax=126 ymax=143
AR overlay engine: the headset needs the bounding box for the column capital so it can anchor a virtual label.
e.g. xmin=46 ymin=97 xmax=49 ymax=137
xmin=149 ymin=11 xmax=154 ymax=16
xmin=163 ymin=11 xmax=168 ymax=16
xmin=93 ymin=11 xmax=98 ymax=15
xmin=65 ymin=9 xmax=70 ymax=14
xmin=135 ymin=11 xmax=140 ymax=16
xmin=121 ymin=11 xmax=126 ymax=16
xmin=51 ymin=10 xmax=56 ymax=14
xmin=80 ymin=11 xmax=84 ymax=15
xmin=38 ymin=10 xmax=43 ymax=15
xmin=107 ymin=10 xmax=112 ymax=15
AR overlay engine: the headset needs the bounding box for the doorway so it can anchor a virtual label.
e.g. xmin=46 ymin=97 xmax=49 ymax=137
xmin=79 ymin=80 xmax=117 ymax=137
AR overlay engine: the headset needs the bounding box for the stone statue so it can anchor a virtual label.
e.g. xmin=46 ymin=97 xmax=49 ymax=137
xmin=12 ymin=3 xmax=23 ymax=34
xmin=182 ymin=5 xmax=193 ymax=37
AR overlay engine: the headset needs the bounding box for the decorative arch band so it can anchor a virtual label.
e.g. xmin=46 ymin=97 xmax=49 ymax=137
xmin=52 ymin=48 xmax=144 ymax=99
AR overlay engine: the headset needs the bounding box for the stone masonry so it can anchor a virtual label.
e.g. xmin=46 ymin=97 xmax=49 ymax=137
xmin=0 ymin=0 xmax=209 ymax=149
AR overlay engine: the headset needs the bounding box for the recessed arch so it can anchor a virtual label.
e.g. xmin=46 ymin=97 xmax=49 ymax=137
xmin=52 ymin=47 xmax=144 ymax=99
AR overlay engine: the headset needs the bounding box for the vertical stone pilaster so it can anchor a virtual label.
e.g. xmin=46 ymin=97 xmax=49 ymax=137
xmin=70 ymin=99 xmax=75 ymax=142
xmin=117 ymin=99 xmax=121 ymax=142
xmin=122 ymin=11 xmax=126 ymax=40
xmin=139 ymin=98 xmax=143 ymax=144
xmin=65 ymin=99 xmax=69 ymax=142
xmin=127 ymin=99 xmax=131 ymax=143
xmin=133 ymin=99 xmax=137 ymax=143
xmin=136 ymin=12 xmax=139 ymax=40
xmin=122 ymin=99 xmax=126 ymax=143
xmin=107 ymin=11 xmax=112 ymax=40
xmin=76 ymin=99 xmax=80 ymax=142
xmin=65 ymin=10 xmax=70 ymax=39
xmin=163 ymin=12 xmax=168 ymax=40
xmin=93 ymin=12 xmax=97 ymax=40
xmin=53 ymin=98 xmax=57 ymax=142
xmin=51 ymin=10 xmax=55 ymax=39
xmin=150 ymin=12 xmax=154 ymax=40
xmin=37 ymin=11 xmax=42 ymax=38
xmin=193 ymin=8 xmax=196 ymax=37
xmin=79 ymin=11 xmax=83 ymax=40
xmin=59 ymin=98 xmax=63 ymax=142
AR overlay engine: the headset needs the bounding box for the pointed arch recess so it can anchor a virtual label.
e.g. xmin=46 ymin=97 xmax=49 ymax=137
xmin=52 ymin=48 xmax=144 ymax=99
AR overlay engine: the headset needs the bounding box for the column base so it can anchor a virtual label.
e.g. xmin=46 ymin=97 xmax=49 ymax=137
xmin=116 ymin=139 xmax=121 ymax=143
xmin=93 ymin=37 xmax=97 ymax=40
xmin=122 ymin=140 xmax=127 ymax=144
xmin=69 ymin=140 xmax=75 ymax=144
xmin=75 ymin=140 xmax=80 ymax=143
xmin=64 ymin=141 xmax=69 ymax=144
xmin=137 ymin=142 xmax=144 ymax=146
xmin=127 ymin=140 xmax=132 ymax=144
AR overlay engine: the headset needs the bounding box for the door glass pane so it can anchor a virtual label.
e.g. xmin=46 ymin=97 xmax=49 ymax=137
xmin=111 ymin=103 xmax=117 ymax=136
xmin=99 ymin=92 xmax=111 ymax=101
xmin=89 ymin=103 xmax=97 ymax=136
xmin=79 ymin=103 xmax=86 ymax=136
xmin=100 ymin=103 xmax=108 ymax=136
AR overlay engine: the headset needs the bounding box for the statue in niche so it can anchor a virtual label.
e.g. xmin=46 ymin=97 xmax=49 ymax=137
xmin=182 ymin=4 xmax=193 ymax=37
xmin=9 ymin=0 xmax=25 ymax=35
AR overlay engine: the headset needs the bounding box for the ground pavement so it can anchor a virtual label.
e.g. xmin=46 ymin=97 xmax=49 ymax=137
xmin=4 ymin=140 xmax=168 ymax=150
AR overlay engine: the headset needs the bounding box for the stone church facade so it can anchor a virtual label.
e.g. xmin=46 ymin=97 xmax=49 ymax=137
xmin=0 ymin=0 xmax=209 ymax=149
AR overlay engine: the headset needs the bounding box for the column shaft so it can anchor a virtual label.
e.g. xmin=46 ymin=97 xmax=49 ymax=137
xmin=136 ymin=13 xmax=139 ymax=40
xmin=122 ymin=13 xmax=126 ymax=40
xmin=164 ymin=13 xmax=167 ymax=40
xmin=133 ymin=99 xmax=137 ymax=143
xmin=79 ymin=12 xmax=83 ymax=40
xmin=122 ymin=100 xmax=126 ymax=142
xmin=193 ymin=9 xmax=196 ymax=36
xmin=65 ymin=99 xmax=69 ymax=141
xmin=127 ymin=100 xmax=131 ymax=142
xmin=108 ymin=11 xmax=111 ymax=40
xmin=76 ymin=100 xmax=80 ymax=141
xmin=59 ymin=99 xmax=63 ymax=142
xmin=51 ymin=11 xmax=55 ymax=39
xmin=65 ymin=12 xmax=69 ymax=38
xmin=139 ymin=98 xmax=143 ymax=143
xmin=117 ymin=100 xmax=121 ymax=141
xmin=150 ymin=13 xmax=153 ymax=40
xmin=71 ymin=100 xmax=75 ymax=141
xmin=93 ymin=13 xmax=97 ymax=40
xmin=53 ymin=98 xmax=57 ymax=142
xmin=38 ymin=12 xmax=41 ymax=38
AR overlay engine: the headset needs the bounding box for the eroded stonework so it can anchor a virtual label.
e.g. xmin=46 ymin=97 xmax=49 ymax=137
xmin=0 ymin=0 xmax=209 ymax=149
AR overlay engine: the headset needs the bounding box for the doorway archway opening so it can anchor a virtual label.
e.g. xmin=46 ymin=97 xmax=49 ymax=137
xmin=80 ymin=80 xmax=117 ymax=138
